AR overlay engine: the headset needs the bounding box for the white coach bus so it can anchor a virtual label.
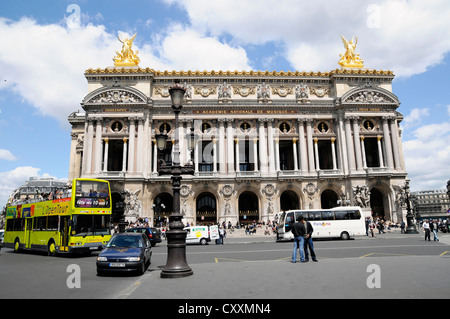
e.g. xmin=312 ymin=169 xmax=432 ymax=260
xmin=276 ymin=206 xmax=366 ymax=241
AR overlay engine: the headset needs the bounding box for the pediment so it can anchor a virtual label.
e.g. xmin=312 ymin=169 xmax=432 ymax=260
xmin=341 ymin=86 xmax=399 ymax=105
xmin=82 ymin=86 xmax=148 ymax=105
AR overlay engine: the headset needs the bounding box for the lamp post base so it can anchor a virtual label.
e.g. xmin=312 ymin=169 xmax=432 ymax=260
xmin=160 ymin=213 xmax=193 ymax=278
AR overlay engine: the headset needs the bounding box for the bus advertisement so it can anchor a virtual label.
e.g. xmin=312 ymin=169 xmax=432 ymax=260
xmin=3 ymin=178 xmax=112 ymax=255
xmin=276 ymin=206 xmax=366 ymax=241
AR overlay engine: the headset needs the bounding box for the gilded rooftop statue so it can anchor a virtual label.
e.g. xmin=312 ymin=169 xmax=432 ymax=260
xmin=113 ymin=33 xmax=140 ymax=67
xmin=338 ymin=35 xmax=364 ymax=69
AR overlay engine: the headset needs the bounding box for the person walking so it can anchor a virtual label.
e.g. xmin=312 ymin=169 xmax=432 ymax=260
xmin=423 ymin=219 xmax=431 ymax=241
xmin=303 ymin=218 xmax=318 ymax=262
xmin=431 ymin=220 xmax=439 ymax=241
xmin=291 ymin=215 xmax=306 ymax=263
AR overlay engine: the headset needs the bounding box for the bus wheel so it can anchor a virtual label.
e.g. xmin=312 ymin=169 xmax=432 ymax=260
xmin=14 ymin=239 xmax=21 ymax=253
xmin=47 ymin=240 xmax=57 ymax=256
xmin=340 ymin=232 xmax=350 ymax=240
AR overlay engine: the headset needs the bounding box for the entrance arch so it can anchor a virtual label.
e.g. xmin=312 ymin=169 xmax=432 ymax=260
xmin=321 ymin=189 xmax=338 ymax=209
xmin=196 ymin=192 xmax=217 ymax=225
xmin=370 ymin=188 xmax=385 ymax=219
xmin=153 ymin=193 xmax=173 ymax=227
xmin=238 ymin=191 xmax=259 ymax=224
xmin=280 ymin=190 xmax=300 ymax=211
xmin=111 ymin=192 xmax=125 ymax=224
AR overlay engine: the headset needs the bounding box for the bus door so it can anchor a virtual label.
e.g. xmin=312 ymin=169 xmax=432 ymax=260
xmin=25 ymin=218 xmax=33 ymax=249
xmin=285 ymin=212 xmax=295 ymax=233
xmin=60 ymin=216 xmax=70 ymax=252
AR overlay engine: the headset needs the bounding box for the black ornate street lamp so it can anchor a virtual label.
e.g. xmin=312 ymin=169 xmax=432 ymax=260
xmin=156 ymin=80 xmax=195 ymax=278
xmin=403 ymin=180 xmax=419 ymax=234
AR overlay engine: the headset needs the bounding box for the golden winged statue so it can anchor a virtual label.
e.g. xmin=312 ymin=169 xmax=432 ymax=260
xmin=113 ymin=33 xmax=140 ymax=67
xmin=338 ymin=35 xmax=364 ymax=68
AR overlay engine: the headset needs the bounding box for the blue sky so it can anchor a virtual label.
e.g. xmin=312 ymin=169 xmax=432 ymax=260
xmin=1 ymin=0 xmax=450 ymax=207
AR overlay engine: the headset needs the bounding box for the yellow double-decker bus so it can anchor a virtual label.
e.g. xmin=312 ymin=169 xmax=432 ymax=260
xmin=3 ymin=178 xmax=112 ymax=255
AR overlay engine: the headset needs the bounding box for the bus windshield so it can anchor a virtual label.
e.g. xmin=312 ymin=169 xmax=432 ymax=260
xmin=72 ymin=214 xmax=111 ymax=237
xmin=74 ymin=180 xmax=110 ymax=208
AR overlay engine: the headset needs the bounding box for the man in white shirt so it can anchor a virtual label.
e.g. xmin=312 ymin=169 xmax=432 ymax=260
xmin=422 ymin=220 xmax=431 ymax=241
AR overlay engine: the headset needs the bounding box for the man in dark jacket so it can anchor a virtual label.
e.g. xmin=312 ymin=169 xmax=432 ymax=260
xmin=303 ymin=219 xmax=318 ymax=262
xmin=291 ymin=215 xmax=307 ymax=263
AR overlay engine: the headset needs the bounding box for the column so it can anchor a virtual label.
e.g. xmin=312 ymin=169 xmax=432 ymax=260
xmin=128 ymin=118 xmax=136 ymax=172
xmin=194 ymin=139 xmax=199 ymax=173
xmin=103 ymin=138 xmax=109 ymax=172
xmin=136 ymin=118 xmax=144 ymax=172
xmin=122 ymin=138 xmax=128 ymax=172
xmin=94 ymin=118 xmax=103 ymax=174
xmin=313 ymin=138 xmax=320 ymax=171
xmin=258 ymin=119 xmax=268 ymax=174
xmin=352 ymin=117 xmax=363 ymax=171
xmin=226 ymin=119 xmax=234 ymax=174
xmin=253 ymin=138 xmax=259 ymax=171
xmin=85 ymin=119 xmax=94 ymax=174
xmin=267 ymin=119 xmax=275 ymax=174
xmin=390 ymin=117 xmax=401 ymax=170
xmin=213 ymin=139 xmax=217 ymax=172
xmin=275 ymin=138 xmax=280 ymax=171
xmin=344 ymin=117 xmax=356 ymax=172
xmin=306 ymin=119 xmax=315 ymax=172
xmin=235 ymin=138 xmax=240 ymax=172
xmin=186 ymin=120 xmax=193 ymax=165
xmin=331 ymin=138 xmax=337 ymax=170
xmin=297 ymin=119 xmax=308 ymax=173
xmin=218 ymin=119 xmax=226 ymax=174
xmin=152 ymin=140 xmax=158 ymax=173
xmin=382 ymin=117 xmax=394 ymax=169
xmin=337 ymin=113 xmax=349 ymax=175
xmin=360 ymin=136 xmax=367 ymax=169
xmin=377 ymin=136 xmax=384 ymax=167
xmin=292 ymin=138 xmax=299 ymax=171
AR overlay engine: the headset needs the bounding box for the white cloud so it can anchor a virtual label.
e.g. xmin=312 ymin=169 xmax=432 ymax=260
xmin=403 ymin=122 xmax=450 ymax=191
xmin=403 ymin=108 xmax=430 ymax=129
xmin=0 ymin=166 xmax=43 ymax=207
xmin=0 ymin=17 xmax=251 ymax=126
xmin=153 ymin=24 xmax=251 ymax=71
xmin=165 ymin=0 xmax=450 ymax=76
xmin=0 ymin=149 xmax=17 ymax=161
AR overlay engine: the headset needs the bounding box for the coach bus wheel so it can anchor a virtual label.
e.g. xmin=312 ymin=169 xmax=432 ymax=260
xmin=48 ymin=240 xmax=57 ymax=256
xmin=340 ymin=232 xmax=350 ymax=240
xmin=14 ymin=239 xmax=21 ymax=253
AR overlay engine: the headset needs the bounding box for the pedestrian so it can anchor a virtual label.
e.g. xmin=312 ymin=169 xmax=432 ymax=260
xmin=431 ymin=220 xmax=439 ymax=241
xmin=291 ymin=215 xmax=306 ymax=263
xmin=219 ymin=226 xmax=225 ymax=244
xmin=365 ymin=217 xmax=369 ymax=236
xmin=369 ymin=220 xmax=376 ymax=238
xmin=400 ymin=221 xmax=405 ymax=233
xmin=303 ymin=218 xmax=318 ymax=262
xmin=423 ymin=219 xmax=431 ymax=241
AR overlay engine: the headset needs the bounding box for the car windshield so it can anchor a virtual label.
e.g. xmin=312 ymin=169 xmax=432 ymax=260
xmin=107 ymin=236 xmax=143 ymax=248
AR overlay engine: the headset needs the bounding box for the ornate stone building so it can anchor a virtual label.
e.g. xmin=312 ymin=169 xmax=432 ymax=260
xmin=68 ymin=38 xmax=409 ymax=226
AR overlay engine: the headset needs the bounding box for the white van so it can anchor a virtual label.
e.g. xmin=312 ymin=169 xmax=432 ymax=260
xmin=184 ymin=225 xmax=220 ymax=245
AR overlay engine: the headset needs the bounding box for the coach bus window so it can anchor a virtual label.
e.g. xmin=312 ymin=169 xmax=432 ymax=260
xmin=308 ymin=211 xmax=321 ymax=221
xmin=322 ymin=211 xmax=334 ymax=220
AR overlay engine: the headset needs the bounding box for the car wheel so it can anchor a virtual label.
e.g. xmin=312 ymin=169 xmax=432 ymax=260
xmin=139 ymin=261 xmax=146 ymax=275
xmin=200 ymin=238 xmax=207 ymax=245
